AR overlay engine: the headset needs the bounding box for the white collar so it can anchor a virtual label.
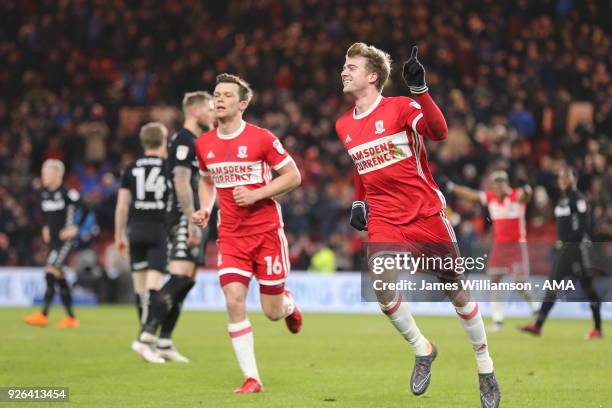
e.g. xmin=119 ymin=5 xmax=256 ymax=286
xmin=217 ymin=120 xmax=246 ymax=139
xmin=353 ymin=94 xmax=383 ymax=119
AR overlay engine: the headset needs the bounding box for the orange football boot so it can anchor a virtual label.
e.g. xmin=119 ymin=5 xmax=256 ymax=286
xmin=56 ymin=316 xmax=80 ymax=329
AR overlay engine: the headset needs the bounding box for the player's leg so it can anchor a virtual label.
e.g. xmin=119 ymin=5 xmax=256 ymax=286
xmin=131 ymin=230 xmax=167 ymax=363
xmin=512 ymin=244 xmax=538 ymax=315
xmin=368 ymin=224 xmax=432 ymax=358
xmin=23 ymin=254 xmax=59 ymax=326
xmin=487 ymin=271 xmax=505 ymax=332
xmin=486 ymin=243 xmax=514 ymax=331
xmin=432 ymin=211 xmax=499 ymax=408
xmin=368 ymin=223 xmax=434 ymax=396
xmin=127 ymin=233 xmax=152 ymax=325
xmin=131 ymin=271 xmax=146 ymax=324
xmin=42 ymin=249 xmax=60 ymax=316
xmin=577 ymin=243 xmax=602 ymax=339
xmin=158 ymin=261 xmax=196 ymax=339
xmin=218 ymin=237 xmax=263 ymax=394
xmin=151 ymin=219 xmax=200 ymax=346
xmin=129 ymin=267 xmax=165 ymax=363
xmin=444 ymin=281 xmax=500 ymax=407
xmin=144 ymin=269 xmax=164 ymax=318
xmin=579 ymin=276 xmax=602 ymax=339
xmin=140 ymin=225 xmax=187 ymax=334
xmin=223 ymin=279 xmax=263 ymax=394
xmin=370 ymin=252 xmax=434 ymax=397
xmin=444 ymin=281 xmax=493 ymax=372
xmin=256 ymin=229 xmax=302 ymax=333
xmin=51 ymin=240 xmax=78 ymax=328
xmin=520 ymin=244 xmax=569 ymax=335
xmin=153 ymin=260 xmax=195 ymax=363
xmin=372 ymin=256 xmax=431 ymax=357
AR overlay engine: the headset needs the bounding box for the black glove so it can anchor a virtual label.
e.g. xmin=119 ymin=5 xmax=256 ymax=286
xmin=350 ymin=201 xmax=368 ymax=231
xmin=435 ymin=174 xmax=455 ymax=197
xmin=402 ymin=46 xmax=428 ymax=95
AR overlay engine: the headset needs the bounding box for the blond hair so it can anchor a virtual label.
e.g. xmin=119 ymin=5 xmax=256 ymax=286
xmin=42 ymin=159 xmax=65 ymax=176
xmin=182 ymin=91 xmax=213 ymax=113
xmin=216 ymin=73 xmax=253 ymax=102
xmin=139 ymin=122 xmax=167 ymax=150
xmin=346 ymin=42 xmax=392 ymax=91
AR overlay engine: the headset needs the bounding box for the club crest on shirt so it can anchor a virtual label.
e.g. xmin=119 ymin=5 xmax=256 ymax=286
xmin=374 ymin=120 xmax=386 ymax=135
xmin=237 ymin=145 xmax=248 ymax=159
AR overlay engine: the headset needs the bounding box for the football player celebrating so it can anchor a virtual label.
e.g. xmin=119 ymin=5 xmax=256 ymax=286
xmin=337 ymin=43 xmax=500 ymax=408
xmin=192 ymin=74 xmax=303 ymax=394
xmin=446 ymin=171 xmax=537 ymax=331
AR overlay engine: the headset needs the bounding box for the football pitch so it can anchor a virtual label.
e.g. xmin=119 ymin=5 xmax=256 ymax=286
xmin=1 ymin=307 xmax=609 ymax=408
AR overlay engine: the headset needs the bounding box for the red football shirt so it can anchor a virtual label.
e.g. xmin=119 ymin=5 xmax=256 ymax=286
xmin=480 ymin=188 xmax=526 ymax=242
xmin=335 ymin=95 xmax=446 ymax=226
xmin=195 ymin=121 xmax=293 ymax=237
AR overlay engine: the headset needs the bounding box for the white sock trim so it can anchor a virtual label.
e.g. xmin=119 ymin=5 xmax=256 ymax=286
xmin=157 ymin=338 xmax=173 ymax=348
xmin=283 ymin=293 xmax=295 ymax=317
xmin=228 ymin=319 xmax=251 ymax=333
xmin=455 ymin=301 xmax=477 ymax=315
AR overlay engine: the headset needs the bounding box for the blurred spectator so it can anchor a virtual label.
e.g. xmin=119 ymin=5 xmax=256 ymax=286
xmin=308 ymin=242 xmax=337 ymax=274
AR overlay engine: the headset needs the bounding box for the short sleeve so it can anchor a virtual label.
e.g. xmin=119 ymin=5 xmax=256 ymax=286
xmin=120 ymin=166 xmax=131 ymax=189
xmin=194 ymin=140 xmax=209 ymax=176
xmin=263 ymin=130 xmax=292 ymax=170
xmin=171 ymin=136 xmax=196 ymax=169
xmin=66 ymin=188 xmax=81 ymax=204
xmin=480 ymin=191 xmax=491 ymax=205
xmin=510 ymin=188 xmax=521 ymax=202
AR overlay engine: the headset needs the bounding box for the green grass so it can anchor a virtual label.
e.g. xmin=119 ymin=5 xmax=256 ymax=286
xmin=0 ymin=307 xmax=609 ymax=408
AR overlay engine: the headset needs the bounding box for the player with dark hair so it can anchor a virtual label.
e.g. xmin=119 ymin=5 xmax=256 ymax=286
xmin=115 ymin=122 xmax=171 ymax=363
xmin=519 ymin=166 xmax=603 ymax=339
xmin=338 ymin=43 xmax=500 ymax=407
xmin=192 ymin=73 xmax=303 ymax=394
xmin=138 ymin=92 xmax=215 ymax=362
xmin=23 ymin=159 xmax=88 ymax=329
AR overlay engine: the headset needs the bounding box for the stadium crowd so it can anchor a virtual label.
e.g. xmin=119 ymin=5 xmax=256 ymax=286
xmin=0 ymin=0 xmax=609 ymax=274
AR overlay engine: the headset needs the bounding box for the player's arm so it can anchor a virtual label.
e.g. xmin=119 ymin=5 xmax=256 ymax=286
xmin=518 ymin=182 xmax=533 ymax=203
xmin=447 ymin=182 xmax=483 ymax=204
xmin=350 ymin=169 xmax=368 ymax=231
xmin=114 ymin=188 xmax=131 ymax=255
xmin=192 ymin=174 xmax=216 ymax=228
xmin=174 ymin=166 xmax=196 ymax=220
xmin=570 ymin=193 xmax=590 ymax=241
xmin=402 ymin=46 xmax=448 ymax=141
xmin=42 ymin=225 xmax=50 ymax=244
xmin=233 ymin=160 xmax=301 ymax=207
xmin=59 ymin=189 xmax=87 ymax=241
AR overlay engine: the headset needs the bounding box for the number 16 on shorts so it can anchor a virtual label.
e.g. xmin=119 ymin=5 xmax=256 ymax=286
xmin=264 ymin=256 xmax=283 ymax=275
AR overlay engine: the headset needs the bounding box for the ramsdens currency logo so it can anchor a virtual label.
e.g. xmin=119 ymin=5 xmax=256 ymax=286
xmin=348 ymin=131 xmax=412 ymax=174
xmin=207 ymin=161 xmax=263 ymax=188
